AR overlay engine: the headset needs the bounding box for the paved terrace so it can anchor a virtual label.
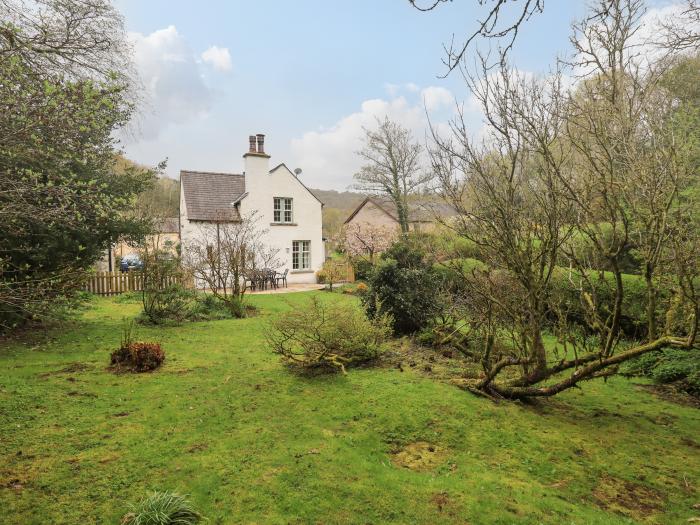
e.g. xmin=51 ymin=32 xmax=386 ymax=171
xmin=246 ymin=283 xmax=325 ymax=295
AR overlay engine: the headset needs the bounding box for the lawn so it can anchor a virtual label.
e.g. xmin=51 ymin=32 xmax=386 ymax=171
xmin=0 ymin=292 xmax=698 ymax=524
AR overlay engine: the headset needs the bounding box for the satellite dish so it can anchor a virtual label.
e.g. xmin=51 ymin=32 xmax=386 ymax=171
xmin=294 ymin=168 xmax=302 ymax=177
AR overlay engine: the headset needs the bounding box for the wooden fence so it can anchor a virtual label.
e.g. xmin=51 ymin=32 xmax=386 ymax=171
xmin=343 ymin=262 xmax=355 ymax=283
xmin=84 ymin=271 xmax=187 ymax=296
xmin=323 ymin=260 xmax=355 ymax=283
xmin=86 ymin=264 xmax=353 ymax=295
xmin=83 ymin=271 xmax=145 ymax=296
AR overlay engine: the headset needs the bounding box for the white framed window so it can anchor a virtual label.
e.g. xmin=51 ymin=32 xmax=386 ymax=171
xmin=273 ymin=197 xmax=293 ymax=223
xmin=292 ymin=240 xmax=310 ymax=270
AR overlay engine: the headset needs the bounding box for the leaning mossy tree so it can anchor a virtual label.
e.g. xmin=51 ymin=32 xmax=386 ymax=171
xmin=429 ymin=0 xmax=699 ymax=399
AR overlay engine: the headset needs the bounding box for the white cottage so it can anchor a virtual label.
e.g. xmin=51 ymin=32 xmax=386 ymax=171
xmin=179 ymin=134 xmax=324 ymax=284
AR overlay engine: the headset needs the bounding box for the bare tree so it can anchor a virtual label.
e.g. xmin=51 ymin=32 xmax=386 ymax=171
xmin=409 ymin=0 xmax=545 ymax=75
xmin=353 ymin=117 xmax=429 ymax=233
xmin=0 ymin=0 xmax=133 ymax=81
xmin=430 ymin=63 xmax=576 ymax=389
xmin=430 ymin=0 xmax=699 ymax=399
xmin=563 ymin=0 xmax=698 ymax=343
xmin=183 ymin=212 xmax=280 ymax=318
xmin=657 ymin=0 xmax=700 ymax=51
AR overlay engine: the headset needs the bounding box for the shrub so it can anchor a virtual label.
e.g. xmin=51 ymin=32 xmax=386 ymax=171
xmin=339 ymin=282 xmax=368 ymax=295
xmin=110 ymin=320 xmax=165 ymax=372
xmin=316 ymin=259 xmax=348 ymax=291
xmin=621 ymin=348 xmax=700 ymax=396
xmin=619 ymin=351 xmax=659 ymax=377
xmin=351 ymin=257 xmax=375 ymax=281
xmin=548 ymin=267 xmax=664 ymax=339
xmin=562 ymin=224 xmax=643 ymax=274
xmin=362 ymin=238 xmax=442 ymax=335
xmin=187 ymin=293 xmax=235 ymax=321
xmin=268 ymin=295 xmax=391 ymax=374
xmin=140 ymin=284 xmax=194 ymax=325
xmin=141 ymin=248 xmax=193 ymax=324
xmin=432 ymin=230 xmax=481 ymax=261
xmin=121 ymin=491 xmax=203 ymax=525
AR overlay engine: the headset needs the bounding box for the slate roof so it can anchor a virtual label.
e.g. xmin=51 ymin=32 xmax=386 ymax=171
xmin=344 ymin=196 xmax=458 ymax=224
xmin=180 ymin=170 xmax=245 ymax=221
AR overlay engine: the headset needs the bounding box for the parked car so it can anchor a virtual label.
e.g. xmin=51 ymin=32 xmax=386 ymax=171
xmin=119 ymin=254 xmax=143 ymax=272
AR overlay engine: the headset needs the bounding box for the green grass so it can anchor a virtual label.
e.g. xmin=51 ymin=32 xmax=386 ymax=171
xmin=0 ymin=292 xmax=698 ymax=524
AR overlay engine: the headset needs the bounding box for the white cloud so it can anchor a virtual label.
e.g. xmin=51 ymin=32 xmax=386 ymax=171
xmin=384 ymin=82 xmax=424 ymax=97
xmin=383 ymin=82 xmax=401 ymax=97
xmin=421 ymin=86 xmax=453 ymax=111
xmin=128 ymin=26 xmax=212 ymax=141
xmin=290 ymin=87 xmax=460 ymax=190
xmin=201 ymin=45 xmax=233 ymax=72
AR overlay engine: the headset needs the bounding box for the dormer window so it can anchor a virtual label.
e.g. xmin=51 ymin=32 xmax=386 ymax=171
xmin=273 ymin=197 xmax=293 ymax=223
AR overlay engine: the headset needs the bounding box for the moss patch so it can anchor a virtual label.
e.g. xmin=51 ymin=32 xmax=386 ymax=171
xmin=391 ymin=441 xmax=448 ymax=471
xmin=592 ymin=474 xmax=665 ymax=520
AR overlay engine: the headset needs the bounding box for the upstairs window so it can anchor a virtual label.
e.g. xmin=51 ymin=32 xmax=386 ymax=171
xmin=273 ymin=197 xmax=293 ymax=223
xmin=292 ymin=240 xmax=310 ymax=270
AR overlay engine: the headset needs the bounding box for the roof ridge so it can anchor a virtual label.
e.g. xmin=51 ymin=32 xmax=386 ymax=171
xmin=180 ymin=170 xmax=244 ymax=177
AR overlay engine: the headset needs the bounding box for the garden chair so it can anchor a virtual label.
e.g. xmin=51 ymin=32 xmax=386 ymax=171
xmin=275 ymin=268 xmax=288 ymax=288
xmin=254 ymin=270 xmax=266 ymax=290
xmin=265 ymin=269 xmax=277 ymax=289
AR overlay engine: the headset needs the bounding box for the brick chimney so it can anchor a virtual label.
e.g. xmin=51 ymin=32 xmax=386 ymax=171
xmin=243 ymin=132 xmax=270 ymax=185
xmin=243 ymin=133 xmax=270 ymax=159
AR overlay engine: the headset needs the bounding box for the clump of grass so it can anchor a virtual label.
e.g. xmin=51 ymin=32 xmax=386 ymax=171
xmin=121 ymin=491 xmax=204 ymax=525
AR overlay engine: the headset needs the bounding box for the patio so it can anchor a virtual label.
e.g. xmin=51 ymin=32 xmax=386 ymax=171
xmin=246 ymin=283 xmax=325 ymax=294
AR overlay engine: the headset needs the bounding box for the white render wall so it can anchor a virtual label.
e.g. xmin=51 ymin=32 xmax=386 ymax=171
xmin=241 ymin=154 xmax=323 ymax=284
xmin=179 ymin=151 xmax=324 ymax=286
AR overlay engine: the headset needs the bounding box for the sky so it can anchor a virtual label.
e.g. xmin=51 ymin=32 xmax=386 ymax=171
xmin=115 ymin=0 xmax=679 ymax=190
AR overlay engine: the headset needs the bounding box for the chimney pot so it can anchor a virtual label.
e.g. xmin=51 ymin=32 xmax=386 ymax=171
xmin=248 ymin=135 xmax=256 ymax=153
xmin=256 ymin=133 xmax=265 ymax=154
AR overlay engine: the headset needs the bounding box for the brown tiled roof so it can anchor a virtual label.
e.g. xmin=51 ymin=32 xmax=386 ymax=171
xmin=180 ymin=170 xmax=245 ymax=221
xmin=344 ymin=196 xmax=458 ymax=224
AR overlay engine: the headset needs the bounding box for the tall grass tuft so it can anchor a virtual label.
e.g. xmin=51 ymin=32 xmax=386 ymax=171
xmin=121 ymin=491 xmax=204 ymax=525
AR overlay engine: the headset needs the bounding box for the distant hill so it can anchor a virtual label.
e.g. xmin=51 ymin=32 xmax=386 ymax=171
xmin=309 ymin=188 xmax=366 ymax=212
xmin=309 ymin=188 xmax=366 ymax=241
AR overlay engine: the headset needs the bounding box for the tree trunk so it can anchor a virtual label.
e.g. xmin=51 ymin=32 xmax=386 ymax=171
xmin=395 ymin=198 xmax=410 ymax=233
xmin=644 ymin=261 xmax=657 ymax=342
xmin=481 ymin=336 xmax=686 ymax=399
xmin=602 ymin=260 xmax=624 ymax=356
